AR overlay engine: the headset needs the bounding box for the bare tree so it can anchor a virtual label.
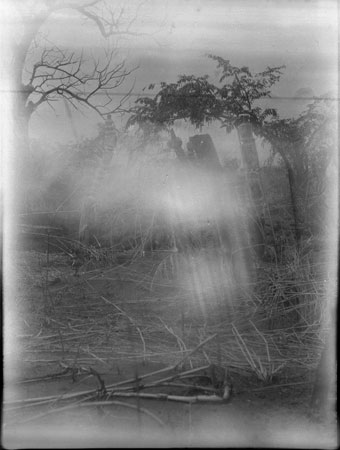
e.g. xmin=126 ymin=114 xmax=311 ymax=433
xmin=11 ymin=0 xmax=145 ymax=144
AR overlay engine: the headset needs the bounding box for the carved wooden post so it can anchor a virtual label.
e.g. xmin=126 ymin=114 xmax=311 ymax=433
xmin=186 ymin=134 xmax=222 ymax=171
xmin=167 ymin=129 xmax=187 ymax=161
xmin=236 ymin=113 xmax=265 ymax=260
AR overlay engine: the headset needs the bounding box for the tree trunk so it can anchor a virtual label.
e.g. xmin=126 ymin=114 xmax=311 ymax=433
xmin=276 ymin=147 xmax=303 ymax=247
xmin=11 ymin=24 xmax=38 ymax=215
xmin=286 ymin=165 xmax=303 ymax=246
xmin=236 ymin=119 xmax=265 ymax=260
xmin=12 ymin=87 xmax=34 ymax=215
xmin=11 ymin=7 xmax=51 ymax=150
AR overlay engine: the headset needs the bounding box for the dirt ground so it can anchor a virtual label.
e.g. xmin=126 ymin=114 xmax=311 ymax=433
xmin=2 ymin=243 xmax=338 ymax=448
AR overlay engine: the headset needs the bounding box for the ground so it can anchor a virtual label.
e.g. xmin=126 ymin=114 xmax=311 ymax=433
xmin=2 ymin=243 xmax=338 ymax=448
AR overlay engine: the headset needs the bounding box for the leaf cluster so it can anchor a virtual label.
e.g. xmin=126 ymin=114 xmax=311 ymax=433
xmin=127 ymin=75 xmax=223 ymax=129
xmin=209 ymin=55 xmax=284 ymax=131
xmin=262 ymin=95 xmax=336 ymax=186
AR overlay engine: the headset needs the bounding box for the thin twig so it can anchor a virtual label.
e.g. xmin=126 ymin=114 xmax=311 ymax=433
xmin=133 ymin=365 xmax=211 ymax=391
xmin=100 ymin=295 xmax=147 ymax=355
xmin=173 ymin=334 xmax=217 ymax=370
xmin=109 ymin=392 xmax=225 ymax=403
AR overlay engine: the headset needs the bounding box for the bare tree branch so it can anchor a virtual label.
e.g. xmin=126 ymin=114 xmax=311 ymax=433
xmin=73 ymin=1 xmax=148 ymax=39
xmin=25 ymin=43 xmax=138 ymax=118
xmin=13 ymin=0 xmax=147 ymax=131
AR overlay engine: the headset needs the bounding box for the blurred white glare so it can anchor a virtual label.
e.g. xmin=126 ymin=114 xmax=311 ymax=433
xmin=131 ymin=159 xmax=251 ymax=316
xmin=78 ymin=144 xmax=252 ymax=309
xmin=156 ymin=165 xmax=240 ymax=227
xmin=178 ymin=249 xmax=235 ymax=317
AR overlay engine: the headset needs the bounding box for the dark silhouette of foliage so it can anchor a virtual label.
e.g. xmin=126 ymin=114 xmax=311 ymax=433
xmin=128 ymin=55 xmax=285 ymax=134
xmin=208 ymin=55 xmax=284 ymax=132
xmin=128 ymin=75 xmax=223 ymax=129
xmin=262 ymin=95 xmax=336 ymax=240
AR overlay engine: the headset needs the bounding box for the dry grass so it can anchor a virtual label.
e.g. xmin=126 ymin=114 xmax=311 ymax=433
xmin=4 ymin=229 xmax=333 ymax=433
xmin=11 ymin=238 xmax=329 ymax=376
xmin=7 ymin=158 xmax=334 ymax=428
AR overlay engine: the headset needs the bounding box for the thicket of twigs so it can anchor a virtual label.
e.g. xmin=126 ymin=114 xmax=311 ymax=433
xmin=8 ymin=135 xmax=333 ymax=426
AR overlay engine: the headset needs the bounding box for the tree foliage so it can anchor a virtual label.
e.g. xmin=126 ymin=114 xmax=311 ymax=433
xmin=128 ymin=75 xmax=222 ymax=129
xmin=262 ymin=95 xmax=336 ymax=183
xmin=262 ymin=95 xmax=337 ymax=238
xmin=128 ymin=55 xmax=285 ymax=133
xmin=208 ymin=55 xmax=284 ymax=132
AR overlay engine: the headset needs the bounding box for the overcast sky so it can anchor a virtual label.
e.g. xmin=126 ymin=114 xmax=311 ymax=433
xmin=4 ymin=0 xmax=338 ymax=145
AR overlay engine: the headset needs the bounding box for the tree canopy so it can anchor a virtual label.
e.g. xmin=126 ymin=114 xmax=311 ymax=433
xmin=262 ymin=95 xmax=336 ymax=179
xmin=128 ymin=55 xmax=285 ymax=133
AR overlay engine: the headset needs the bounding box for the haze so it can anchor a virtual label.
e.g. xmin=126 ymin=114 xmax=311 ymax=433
xmin=2 ymin=0 xmax=337 ymax=146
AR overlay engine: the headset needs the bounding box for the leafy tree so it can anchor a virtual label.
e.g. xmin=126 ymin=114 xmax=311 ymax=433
xmin=262 ymin=95 xmax=336 ymax=241
xmin=128 ymin=75 xmax=223 ymax=129
xmin=128 ymin=56 xmax=285 ymax=258
xmin=207 ymin=55 xmax=284 ymax=133
xmin=127 ymin=54 xmax=285 ymax=207
xmin=128 ymin=55 xmax=285 ymax=133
